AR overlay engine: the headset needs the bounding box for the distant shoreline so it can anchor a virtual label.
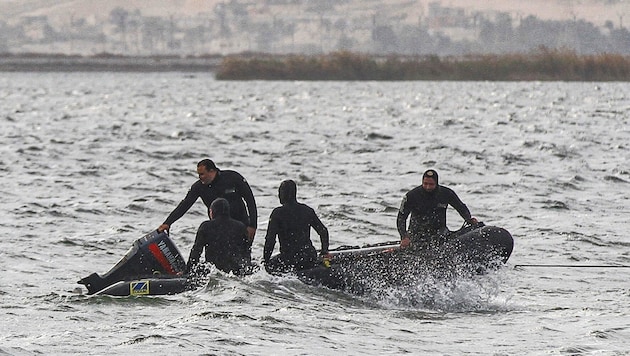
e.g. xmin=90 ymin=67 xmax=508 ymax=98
xmin=0 ymin=54 xmax=221 ymax=73
xmin=3 ymin=51 xmax=630 ymax=81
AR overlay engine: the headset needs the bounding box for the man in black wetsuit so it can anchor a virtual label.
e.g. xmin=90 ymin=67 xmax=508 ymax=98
xmin=158 ymin=159 xmax=257 ymax=243
xmin=397 ymin=169 xmax=477 ymax=248
xmin=186 ymin=198 xmax=252 ymax=275
xmin=263 ymin=180 xmax=330 ymax=274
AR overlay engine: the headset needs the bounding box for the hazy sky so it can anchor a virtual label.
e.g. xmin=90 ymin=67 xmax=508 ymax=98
xmin=2 ymin=0 xmax=629 ymax=27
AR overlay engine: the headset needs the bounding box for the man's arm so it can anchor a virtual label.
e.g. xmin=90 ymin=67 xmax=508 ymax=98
xmin=262 ymin=211 xmax=278 ymax=263
xmin=185 ymin=224 xmax=206 ymax=274
xmin=397 ymin=194 xmax=413 ymax=248
xmin=396 ymin=194 xmax=411 ymax=239
xmin=160 ymin=184 xmax=200 ymax=231
xmin=310 ymin=209 xmax=329 ymax=254
xmin=236 ymin=174 xmax=258 ymax=238
xmin=446 ymin=188 xmax=473 ymax=222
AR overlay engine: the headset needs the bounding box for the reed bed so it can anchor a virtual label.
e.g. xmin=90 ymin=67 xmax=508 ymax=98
xmin=215 ymin=49 xmax=630 ymax=81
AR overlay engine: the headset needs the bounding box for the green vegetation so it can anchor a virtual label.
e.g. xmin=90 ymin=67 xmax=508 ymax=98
xmin=215 ymin=48 xmax=630 ymax=81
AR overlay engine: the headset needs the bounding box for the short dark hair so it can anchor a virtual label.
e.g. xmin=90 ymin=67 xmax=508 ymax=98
xmin=197 ymin=159 xmax=218 ymax=171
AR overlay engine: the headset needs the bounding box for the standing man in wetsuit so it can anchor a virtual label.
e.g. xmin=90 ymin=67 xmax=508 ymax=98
xmin=397 ymin=169 xmax=477 ymax=248
xmin=186 ymin=198 xmax=252 ymax=275
xmin=263 ymin=180 xmax=330 ymax=274
xmin=158 ymin=159 xmax=257 ymax=243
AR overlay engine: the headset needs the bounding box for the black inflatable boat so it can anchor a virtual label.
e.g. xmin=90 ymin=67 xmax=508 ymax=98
xmin=78 ymin=222 xmax=513 ymax=296
xmin=294 ymin=222 xmax=514 ymax=294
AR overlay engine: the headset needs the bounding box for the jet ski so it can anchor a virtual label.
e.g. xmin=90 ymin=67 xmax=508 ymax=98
xmin=78 ymin=230 xmax=190 ymax=296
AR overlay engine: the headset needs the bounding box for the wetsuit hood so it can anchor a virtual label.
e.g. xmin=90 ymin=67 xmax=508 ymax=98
xmin=210 ymin=198 xmax=230 ymax=217
xmin=421 ymin=169 xmax=439 ymax=195
xmin=422 ymin=169 xmax=438 ymax=185
xmin=278 ymin=180 xmax=297 ymax=205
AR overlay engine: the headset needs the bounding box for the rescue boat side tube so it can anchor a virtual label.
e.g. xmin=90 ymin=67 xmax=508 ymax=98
xmin=95 ymin=277 xmax=189 ymax=297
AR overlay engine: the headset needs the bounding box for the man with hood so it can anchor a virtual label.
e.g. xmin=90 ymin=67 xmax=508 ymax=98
xmin=263 ymin=180 xmax=330 ymax=274
xmin=397 ymin=169 xmax=477 ymax=248
xmin=158 ymin=159 xmax=257 ymax=243
xmin=186 ymin=198 xmax=253 ymax=275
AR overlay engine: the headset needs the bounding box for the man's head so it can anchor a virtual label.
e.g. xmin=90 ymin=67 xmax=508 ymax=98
xmin=422 ymin=169 xmax=439 ymax=192
xmin=278 ymin=179 xmax=297 ymax=204
xmin=209 ymin=198 xmax=230 ymax=219
xmin=197 ymin=159 xmax=218 ymax=184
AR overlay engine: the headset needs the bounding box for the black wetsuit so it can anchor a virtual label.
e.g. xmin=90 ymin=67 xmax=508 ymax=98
xmin=163 ymin=169 xmax=257 ymax=229
xmin=263 ymin=181 xmax=329 ymax=273
xmin=397 ymin=185 xmax=472 ymax=242
xmin=186 ymin=215 xmax=251 ymax=275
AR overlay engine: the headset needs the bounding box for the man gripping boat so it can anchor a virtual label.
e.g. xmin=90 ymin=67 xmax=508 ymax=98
xmin=77 ymin=166 xmax=513 ymax=296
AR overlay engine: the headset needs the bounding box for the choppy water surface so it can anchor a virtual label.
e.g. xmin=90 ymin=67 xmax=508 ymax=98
xmin=1 ymin=73 xmax=629 ymax=355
